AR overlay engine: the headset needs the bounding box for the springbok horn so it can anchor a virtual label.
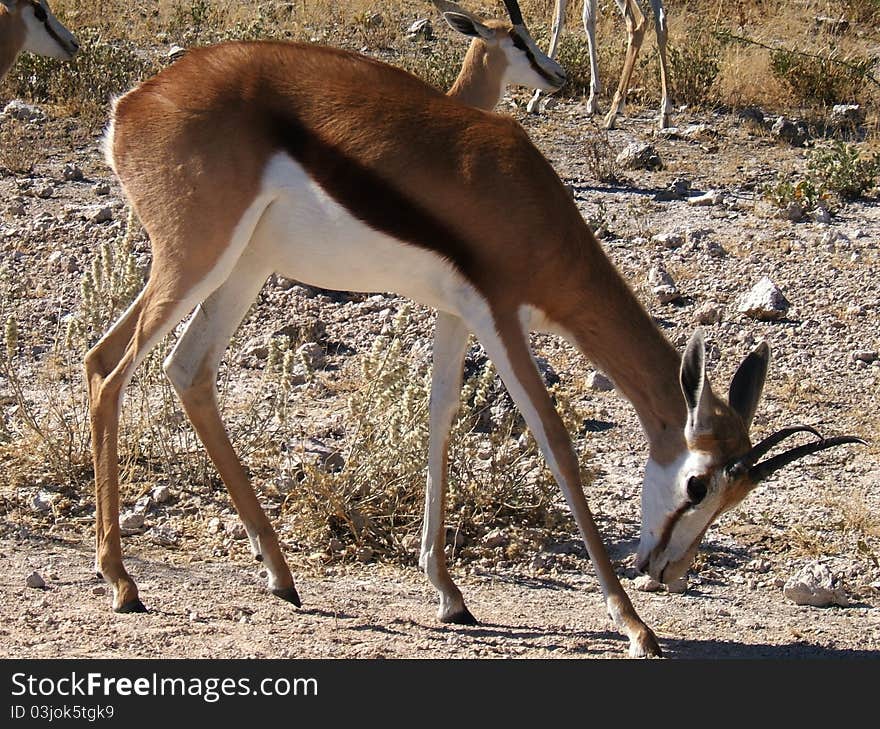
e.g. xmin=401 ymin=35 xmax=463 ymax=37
xmin=502 ymin=0 xmax=525 ymax=26
xmin=746 ymin=435 xmax=867 ymax=483
xmin=731 ymin=424 xmax=824 ymax=475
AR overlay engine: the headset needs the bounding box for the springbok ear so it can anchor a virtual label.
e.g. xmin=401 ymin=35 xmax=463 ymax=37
xmin=680 ymin=329 xmax=710 ymax=431
xmin=728 ymin=342 xmax=770 ymax=429
xmin=443 ymin=12 xmax=494 ymax=41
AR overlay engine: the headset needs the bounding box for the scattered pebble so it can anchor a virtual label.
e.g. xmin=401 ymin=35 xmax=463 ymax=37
xmin=61 ymin=163 xmax=83 ymax=182
xmin=738 ymin=276 xmax=790 ymax=321
xmin=634 ymin=575 xmax=662 ymax=592
xmin=26 ymin=571 xmax=46 ymax=589
xmin=616 ymin=142 xmax=662 ymax=171
xmin=783 ymin=562 xmax=849 ymax=607
xmin=586 ymin=371 xmax=614 ymax=391
xmin=119 ymin=511 xmax=145 ymax=533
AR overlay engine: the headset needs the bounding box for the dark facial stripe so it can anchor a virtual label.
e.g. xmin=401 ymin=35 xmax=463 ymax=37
xmin=30 ymin=1 xmax=68 ymax=50
xmin=265 ymin=111 xmax=478 ymax=283
xmin=508 ymin=30 xmax=561 ymax=88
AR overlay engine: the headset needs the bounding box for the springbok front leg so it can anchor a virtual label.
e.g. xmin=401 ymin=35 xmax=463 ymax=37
xmin=603 ymin=0 xmax=647 ymax=129
xmin=163 ymin=246 xmax=300 ymax=605
xmin=470 ymin=306 xmax=661 ymax=657
xmin=419 ymin=311 xmax=473 ymax=623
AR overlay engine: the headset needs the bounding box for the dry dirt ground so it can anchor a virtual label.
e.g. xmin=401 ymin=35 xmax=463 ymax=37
xmin=1 ymin=77 xmax=879 ymax=659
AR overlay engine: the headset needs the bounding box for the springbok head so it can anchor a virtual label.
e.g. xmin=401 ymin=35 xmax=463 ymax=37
xmin=1 ymin=0 xmax=79 ymax=60
xmin=637 ymin=329 xmax=865 ymax=584
xmin=432 ymin=0 xmax=567 ymax=93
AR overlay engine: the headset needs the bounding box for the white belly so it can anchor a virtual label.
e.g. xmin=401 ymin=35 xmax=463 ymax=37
xmin=250 ymin=152 xmax=470 ymax=315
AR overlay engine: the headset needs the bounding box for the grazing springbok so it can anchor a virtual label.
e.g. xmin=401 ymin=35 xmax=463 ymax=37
xmin=0 ymin=0 xmax=79 ymax=81
xmin=88 ymin=32 xmax=862 ymax=658
xmin=432 ymin=0 xmax=566 ymax=110
xmin=526 ymin=0 xmax=671 ymax=129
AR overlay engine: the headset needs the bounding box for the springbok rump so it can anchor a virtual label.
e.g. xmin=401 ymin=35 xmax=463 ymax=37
xmin=87 ymin=25 xmax=863 ymax=657
xmin=0 ymin=0 xmax=78 ymax=81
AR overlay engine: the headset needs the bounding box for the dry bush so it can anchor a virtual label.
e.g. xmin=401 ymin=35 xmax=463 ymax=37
xmin=279 ymin=305 xmax=583 ymax=565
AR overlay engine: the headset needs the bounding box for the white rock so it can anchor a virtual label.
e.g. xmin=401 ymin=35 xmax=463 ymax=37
xmin=86 ymin=205 xmax=113 ymax=223
xmin=651 ymin=231 xmax=684 ymax=248
xmin=587 ymin=371 xmax=614 ymax=391
xmin=149 ymin=524 xmax=181 ymax=546
xmin=634 ymin=575 xmax=662 ymax=592
xmin=406 ymin=18 xmax=432 ymax=39
xmin=482 ymin=528 xmax=508 ymax=549
xmin=225 ymin=520 xmax=247 ymax=540
xmin=31 ymin=490 xmax=54 ymax=512
xmin=687 ymin=190 xmax=723 ymax=206
xmin=119 ymin=511 xmax=145 ymax=532
xmin=616 ymin=142 xmax=662 ymax=170
xmin=151 ymin=484 xmax=173 ymax=504
xmin=738 ymin=276 xmax=790 ymax=321
xmin=695 ymin=303 xmax=722 ymax=325
xmin=783 ymin=562 xmax=849 ymax=607
xmin=648 ymin=265 xmax=680 ymax=303
xmin=2 ymin=100 xmax=44 ymax=122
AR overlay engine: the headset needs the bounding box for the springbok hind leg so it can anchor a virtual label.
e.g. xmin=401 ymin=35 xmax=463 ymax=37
xmin=85 ymin=275 xmax=212 ymax=612
xmin=163 ymin=247 xmax=299 ymax=605
xmin=420 ymin=312 xmax=473 ymax=623
xmin=469 ymin=308 xmax=662 ymax=657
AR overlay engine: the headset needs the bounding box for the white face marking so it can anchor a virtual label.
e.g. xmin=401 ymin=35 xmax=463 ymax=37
xmin=21 ymin=1 xmax=78 ymax=59
xmin=637 ymin=450 xmax=727 ymax=582
xmin=500 ymin=32 xmax=566 ymax=93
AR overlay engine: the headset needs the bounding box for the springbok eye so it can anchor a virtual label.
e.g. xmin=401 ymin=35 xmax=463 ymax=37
xmin=33 ymin=3 xmax=48 ymax=22
xmin=686 ymin=476 xmax=708 ymax=506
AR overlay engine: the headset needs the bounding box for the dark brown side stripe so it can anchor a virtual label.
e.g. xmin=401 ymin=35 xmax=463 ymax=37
xmin=265 ymin=110 xmax=478 ymax=283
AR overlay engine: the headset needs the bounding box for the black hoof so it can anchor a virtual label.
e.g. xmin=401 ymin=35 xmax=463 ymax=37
xmin=272 ymin=586 xmax=302 ymax=608
xmin=95 ymin=571 xmax=103 ymax=580
xmin=254 ymin=554 xmax=263 ymax=562
xmin=441 ymin=607 xmax=478 ymax=625
xmin=115 ymin=597 xmax=148 ymax=614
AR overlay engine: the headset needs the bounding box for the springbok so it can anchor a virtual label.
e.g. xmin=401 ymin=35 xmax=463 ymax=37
xmin=526 ymin=0 xmax=672 ymax=129
xmin=432 ymin=0 xmax=566 ymax=110
xmin=0 ymin=0 xmax=79 ymax=81
xmin=87 ymin=29 xmax=862 ymax=659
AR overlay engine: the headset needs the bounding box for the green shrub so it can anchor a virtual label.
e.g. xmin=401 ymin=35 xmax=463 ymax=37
xmin=769 ymin=46 xmax=875 ymax=107
xmin=667 ymin=26 xmax=722 ymax=107
xmin=807 ymin=140 xmax=880 ymax=200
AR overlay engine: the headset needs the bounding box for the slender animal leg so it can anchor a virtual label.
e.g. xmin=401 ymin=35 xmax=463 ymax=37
xmin=469 ymin=308 xmax=662 ymax=657
xmin=527 ymin=0 xmax=569 ymax=113
xmin=163 ymin=246 xmax=300 ymax=604
xmin=85 ymin=273 xmax=219 ymax=612
xmin=604 ymin=0 xmax=647 ymax=129
xmin=648 ymin=0 xmax=671 ymax=128
xmin=419 ymin=312 xmax=473 ymax=623
xmin=581 ymin=0 xmax=602 ymax=115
